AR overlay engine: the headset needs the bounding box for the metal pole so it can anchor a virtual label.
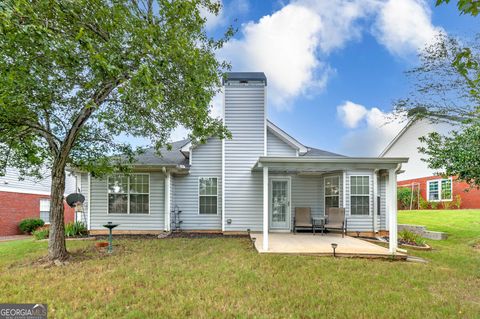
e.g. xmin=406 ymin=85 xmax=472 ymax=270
xmin=108 ymin=228 xmax=113 ymax=253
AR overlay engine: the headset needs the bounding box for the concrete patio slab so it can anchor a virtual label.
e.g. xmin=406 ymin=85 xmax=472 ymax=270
xmin=250 ymin=233 xmax=406 ymax=259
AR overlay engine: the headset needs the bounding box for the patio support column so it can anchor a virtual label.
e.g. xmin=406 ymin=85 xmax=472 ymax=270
xmin=263 ymin=166 xmax=269 ymax=251
xmin=373 ymin=170 xmax=378 ymax=233
xmin=165 ymin=171 xmax=171 ymax=231
xmin=388 ymin=168 xmax=398 ymax=254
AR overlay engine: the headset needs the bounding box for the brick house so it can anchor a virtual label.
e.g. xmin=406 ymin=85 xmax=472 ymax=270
xmin=0 ymin=167 xmax=76 ymax=236
xmin=381 ymin=118 xmax=480 ymax=209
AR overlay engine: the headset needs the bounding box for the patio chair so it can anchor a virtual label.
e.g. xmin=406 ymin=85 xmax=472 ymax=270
xmin=294 ymin=207 xmax=313 ymax=234
xmin=325 ymin=207 xmax=347 ymax=237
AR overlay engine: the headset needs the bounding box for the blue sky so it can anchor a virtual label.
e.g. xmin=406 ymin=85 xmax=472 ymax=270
xmin=190 ymin=0 xmax=476 ymax=156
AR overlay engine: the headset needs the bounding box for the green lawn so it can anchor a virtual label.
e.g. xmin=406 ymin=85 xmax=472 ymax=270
xmin=0 ymin=210 xmax=479 ymax=318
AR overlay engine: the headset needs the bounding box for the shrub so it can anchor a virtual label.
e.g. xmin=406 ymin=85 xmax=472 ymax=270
xmin=64 ymin=221 xmax=88 ymax=237
xmin=453 ymin=195 xmax=462 ymax=209
xmin=397 ymin=187 xmax=413 ymax=210
xmin=33 ymin=226 xmax=49 ymax=240
xmin=18 ymin=218 xmax=45 ymax=234
xmin=398 ymin=229 xmax=426 ymax=246
xmin=443 ymin=201 xmax=452 ymax=209
xmin=419 ymin=196 xmax=430 ymax=209
xmin=429 ymin=201 xmax=440 ymax=209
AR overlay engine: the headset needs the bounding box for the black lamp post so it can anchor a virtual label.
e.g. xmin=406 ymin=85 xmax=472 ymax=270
xmin=331 ymin=243 xmax=338 ymax=257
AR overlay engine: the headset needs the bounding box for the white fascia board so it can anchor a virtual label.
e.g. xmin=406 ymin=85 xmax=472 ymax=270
xmin=266 ymin=120 xmax=308 ymax=155
xmin=257 ymin=156 xmax=409 ymax=164
xmin=379 ymin=119 xmax=415 ymax=157
xmin=180 ymin=141 xmax=192 ymax=153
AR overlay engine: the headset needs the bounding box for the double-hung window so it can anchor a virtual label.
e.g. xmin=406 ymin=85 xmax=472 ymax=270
xmin=108 ymin=174 xmax=149 ymax=214
xmin=428 ymin=178 xmax=452 ymax=201
xmin=350 ymin=176 xmax=370 ymax=215
xmin=40 ymin=199 xmax=51 ymax=223
xmin=199 ymin=177 xmax=218 ymax=215
xmin=324 ymin=176 xmax=340 ymax=211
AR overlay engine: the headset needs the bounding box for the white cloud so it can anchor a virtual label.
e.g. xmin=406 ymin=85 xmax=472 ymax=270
xmin=200 ymin=0 xmax=225 ymax=31
xmin=221 ymin=1 xmax=377 ymax=108
xmin=337 ymin=101 xmax=406 ymax=156
xmin=373 ymin=0 xmax=444 ymax=56
xmin=219 ymin=0 xmax=444 ymax=108
xmin=337 ymin=101 xmax=369 ymax=128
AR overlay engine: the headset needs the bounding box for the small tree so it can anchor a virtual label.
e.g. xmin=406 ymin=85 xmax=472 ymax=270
xmin=0 ymin=0 xmax=231 ymax=260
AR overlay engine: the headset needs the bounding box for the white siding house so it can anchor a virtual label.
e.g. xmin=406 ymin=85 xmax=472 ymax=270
xmin=73 ymin=72 xmax=407 ymax=254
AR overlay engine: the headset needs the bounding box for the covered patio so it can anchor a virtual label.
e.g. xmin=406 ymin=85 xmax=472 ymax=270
xmin=252 ymin=156 xmax=408 ymax=256
xmin=250 ymin=232 xmax=407 ymax=259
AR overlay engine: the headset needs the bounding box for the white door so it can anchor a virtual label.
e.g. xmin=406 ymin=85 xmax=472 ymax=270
xmin=270 ymin=179 xmax=291 ymax=230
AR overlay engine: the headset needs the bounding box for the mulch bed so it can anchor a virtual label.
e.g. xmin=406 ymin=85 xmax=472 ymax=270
xmin=166 ymin=232 xmax=248 ymax=239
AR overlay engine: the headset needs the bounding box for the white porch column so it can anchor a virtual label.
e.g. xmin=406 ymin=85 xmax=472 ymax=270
xmin=263 ymin=166 xmax=269 ymax=251
xmin=164 ymin=172 xmax=171 ymax=231
xmin=388 ymin=168 xmax=398 ymax=254
xmin=373 ymin=170 xmax=378 ymax=233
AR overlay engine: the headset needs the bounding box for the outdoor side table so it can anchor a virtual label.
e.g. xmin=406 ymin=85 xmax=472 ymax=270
xmin=313 ymin=217 xmax=325 ymax=235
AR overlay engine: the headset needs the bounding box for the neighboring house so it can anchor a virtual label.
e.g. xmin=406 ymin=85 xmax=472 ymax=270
xmin=380 ymin=118 xmax=479 ymax=208
xmin=0 ymin=168 xmax=76 ymax=236
xmin=72 ymin=72 xmax=407 ymax=253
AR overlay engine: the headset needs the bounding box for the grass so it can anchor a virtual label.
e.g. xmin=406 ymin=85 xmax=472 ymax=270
xmin=0 ymin=210 xmax=478 ymax=318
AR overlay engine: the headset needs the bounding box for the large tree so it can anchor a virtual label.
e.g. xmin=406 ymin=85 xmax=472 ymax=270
xmin=0 ymin=0 xmax=231 ymax=261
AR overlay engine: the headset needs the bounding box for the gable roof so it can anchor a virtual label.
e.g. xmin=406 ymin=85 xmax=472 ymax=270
xmin=266 ymin=120 xmax=308 ymax=154
xmin=131 ymin=121 xmax=345 ymax=167
xmin=379 ymin=119 xmax=414 ymax=157
xmin=134 ymin=139 xmax=190 ymax=166
xmin=302 ymin=147 xmax=345 ymax=157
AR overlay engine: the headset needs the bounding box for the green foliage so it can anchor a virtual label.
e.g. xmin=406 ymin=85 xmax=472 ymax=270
xmin=419 ymin=123 xmax=480 ymax=188
xmin=398 ymin=229 xmax=426 ymax=246
xmin=18 ymin=218 xmax=45 ymax=234
xmin=64 ymin=221 xmax=88 ymax=237
xmin=0 ymin=0 xmax=232 ymax=257
xmin=443 ymin=200 xmax=453 ymax=209
xmin=0 ymin=0 xmax=232 ymax=177
xmin=429 ymin=201 xmax=440 ymax=210
xmin=33 ymin=227 xmax=49 ymax=240
xmin=453 ymin=194 xmax=462 ymax=209
xmin=396 ymin=32 xmax=480 ymax=189
xmin=419 ymin=196 xmax=430 ymax=209
xmin=397 ymin=187 xmax=413 ymax=210
xmin=436 ymin=0 xmax=480 ymax=16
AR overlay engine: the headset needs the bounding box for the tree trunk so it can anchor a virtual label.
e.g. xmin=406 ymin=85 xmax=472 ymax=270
xmin=48 ymin=161 xmax=68 ymax=261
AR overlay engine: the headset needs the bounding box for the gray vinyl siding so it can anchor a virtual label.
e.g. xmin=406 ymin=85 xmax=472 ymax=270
xmin=171 ymin=137 xmax=222 ymax=230
xmin=224 ymin=84 xmax=265 ymax=231
xmin=267 ymin=130 xmax=297 ymax=156
xmin=89 ymin=172 xmax=165 ymax=231
xmin=345 ymin=170 xmax=375 ymax=232
xmin=270 ymin=173 xmax=344 ymax=231
xmin=0 ymin=167 xmax=76 ymax=195
xmin=80 ymin=173 xmax=90 ymax=226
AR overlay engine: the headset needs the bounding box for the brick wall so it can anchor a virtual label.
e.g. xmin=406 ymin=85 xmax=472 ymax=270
xmin=0 ymin=191 xmax=75 ymax=236
xmin=398 ymin=176 xmax=480 ymax=209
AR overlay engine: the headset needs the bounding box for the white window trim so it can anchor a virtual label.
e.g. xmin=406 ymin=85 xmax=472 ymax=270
xmin=324 ymin=175 xmax=340 ymax=211
xmin=39 ymin=198 xmax=51 ymax=224
xmin=427 ymin=177 xmax=453 ymax=202
xmin=107 ymin=173 xmax=151 ymax=215
xmin=350 ymin=175 xmax=371 ymax=216
xmin=198 ymin=177 xmax=219 ymax=215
